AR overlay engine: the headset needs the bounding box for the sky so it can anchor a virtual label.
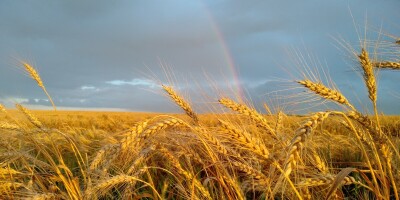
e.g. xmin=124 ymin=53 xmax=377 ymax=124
xmin=0 ymin=0 xmax=399 ymax=114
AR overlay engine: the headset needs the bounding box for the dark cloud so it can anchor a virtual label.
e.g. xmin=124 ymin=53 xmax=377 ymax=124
xmin=0 ymin=0 xmax=399 ymax=114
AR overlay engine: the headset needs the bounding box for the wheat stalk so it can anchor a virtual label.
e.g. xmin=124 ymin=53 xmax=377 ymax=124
xmin=283 ymin=112 xmax=330 ymax=177
xmin=135 ymin=117 xmax=185 ymax=145
xmin=297 ymin=174 xmax=357 ymax=187
xmin=21 ymin=62 xmax=56 ymax=111
xmin=347 ymin=111 xmax=383 ymax=141
xmin=0 ymin=152 xmax=52 ymax=169
xmin=275 ymin=111 xmax=284 ymax=134
xmin=0 ymin=122 xmax=21 ymax=131
xmin=162 ymin=85 xmax=198 ymax=124
xmin=31 ymin=193 xmax=57 ymax=200
xmin=89 ymin=144 xmax=119 ymax=172
xmin=358 ymin=48 xmax=377 ymax=103
xmin=0 ymin=167 xmax=21 ymax=176
xmin=219 ymin=98 xmax=277 ymax=139
xmin=231 ymin=160 xmax=269 ymax=181
xmin=219 ymin=119 xmax=270 ymax=159
xmin=193 ymin=126 xmax=232 ymax=156
xmin=311 ymin=151 xmax=328 ymax=174
xmin=0 ymin=104 xmax=5 ymax=113
xmin=0 ymin=182 xmax=24 ymax=193
xmin=120 ymin=119 xmax=150 ymax=153
xmin=373 ymin=61 xmax=400 ymax=70
xmin=87 ymin=173 xmax=147 ymax=198
xmin=15 ymin=104 xmax=43 ymax=128
xmin=297 ymin=79 xmax=355 ymax=110
xmin=159 ymin=147 xmax=212 ymax=200
xmin=341 ymin=120 xmax=375 ymax=148
xmin=380 ymin=144 xmax=398 ymax=200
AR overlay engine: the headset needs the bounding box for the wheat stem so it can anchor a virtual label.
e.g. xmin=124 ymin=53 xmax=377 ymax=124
xmin=22 ymin=62 xmax=56 ymax=111
xmin=297 ymin=79 xmax=355 ymax=110
xmin=162 ymin=85 xmax=198 ymax=124
xmin=373 ymin=61 xmax=400 ymax=70
xmin=219 ymin=98 xmax=277 ymax=139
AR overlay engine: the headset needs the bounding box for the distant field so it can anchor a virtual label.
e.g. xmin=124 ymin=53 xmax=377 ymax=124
xmin=1 ymin=108 xmax=399 ymax=199
xmin=2 ymin=110 xmax=400 ymax=134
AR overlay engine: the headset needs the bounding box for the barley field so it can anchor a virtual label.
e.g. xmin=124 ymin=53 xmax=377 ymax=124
xmin=1 ymin=37 xmax=400 ymax=200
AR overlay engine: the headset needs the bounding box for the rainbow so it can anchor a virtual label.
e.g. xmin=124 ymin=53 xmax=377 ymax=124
xmin=201 ymin=2 xmax=244 ymax=101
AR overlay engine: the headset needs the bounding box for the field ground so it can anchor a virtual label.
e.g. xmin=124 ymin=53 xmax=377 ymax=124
xmin=1 ymin=108 xmax=399 ymax=199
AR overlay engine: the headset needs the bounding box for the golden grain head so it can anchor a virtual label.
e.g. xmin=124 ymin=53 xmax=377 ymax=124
xmin=15 ymin=103 xmax=43 ymax=128
xmin=0 ymin=122 xmax=21 ymax=131
xmin=0 ymin=104 xmax=5 ymax=112
xmin=162 ymin=85 xmax=198 ymax=123
xmin=219 ymin=98 xmax=276 ymax=137
xmin=22 ymin=62 xmax=44 ymax=88
xmin=297 ymin=79 xmax=354 ymax=109
xmin=20 ymin=61 xmax=56 ymax=111
xmin=373 ymin=61 xmax=400 ymax=70
xmin=358 ymin=48 xmax=377 ymax=103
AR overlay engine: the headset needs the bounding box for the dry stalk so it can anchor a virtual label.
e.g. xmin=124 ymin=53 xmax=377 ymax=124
xmin=283 ymin=112 xmax=330 ymax=177
xmin=15 ymin=104 xmax=43 ymax=128
xmin=89 ymin=144 xmax=120 ymax=172
xmin=159 ymin=147 xmax=211 ymax=200
xmin=341 ymin=120 xmax=375 ymax=148
xmin=162 ymin=85 xmax=198 ymax=124
xmin=358 ymin=48 xmax=377 ymax=104
xmin=347 ymin=111 xmax=383 ymax=142
xmin=275 ymin=111 xmax=284 ymax=134
xmin=325 ymin=168 xmax=357 ymax=200
xmin=0 ymin=151 xmax=51 ymax=169
xmin=0 ymin=167 xmax=21 ymax=176
xmin=0 ymin=122 xmax=21 ymax=131
xmin=219 ymin=98 xmax=277 ymax=139
xmin=193 ymin=126 xmax=231 ymax=156
xmin=0 ymin=182 xmax=24 ymax=193
xmin=347 ymin=111 xmax=400 ymax=163
xmin=297 ymin=80 xmax=355 ymax=110
xmin=297 ymin=174 xmax=357 ymax=187
xmin=380 ymin=144 xmax=398 ymax=200
xmin=219 ymin=119 xmax=270 ymax=160
xmin=87 ymin=173 xmax=147 ymax=199
xmin=134 ymin=117 xmax=185 ymax=145
xmin=30 ymin=193 xmax=57 ymax=200
xmin=0 ymin=104 xmax=5 ymax=112
xmin=126 ymin=156 xmax=146 ymax=175
xmin=231 ymin=160 xmax=269 ymax=182
xmin=21 ymin=62 xmax=56 ymax=111
xmin=312 ymin=151 xmax=328 ymax=174
xmin=373 ymin=61 xmax=400 ymax=70
xmin=120 ymin=119 xmax=150 ymax=153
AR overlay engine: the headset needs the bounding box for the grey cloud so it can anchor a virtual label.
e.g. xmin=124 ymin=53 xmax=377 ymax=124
xmin=0 ymin=1 xmax=399 ymax=114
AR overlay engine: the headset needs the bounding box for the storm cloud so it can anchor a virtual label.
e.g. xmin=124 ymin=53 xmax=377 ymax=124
xmin=0 ymin=0 xmax=399 ymax=114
